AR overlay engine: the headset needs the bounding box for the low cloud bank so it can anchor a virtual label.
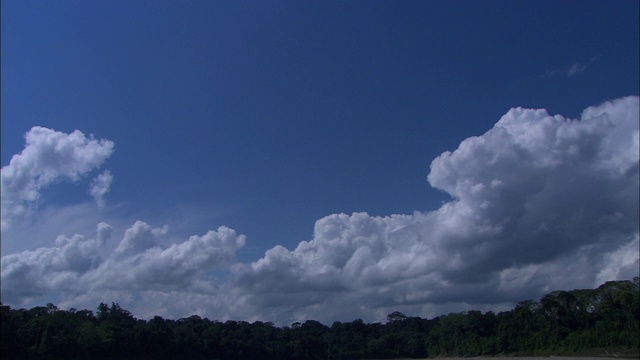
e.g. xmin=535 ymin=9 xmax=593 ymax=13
xmin=1 ymin=222 xmax=246 ymax=310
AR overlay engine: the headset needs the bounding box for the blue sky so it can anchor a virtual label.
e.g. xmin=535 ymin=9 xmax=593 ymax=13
xmin=2 ymin=0 xmax=638 ymax=324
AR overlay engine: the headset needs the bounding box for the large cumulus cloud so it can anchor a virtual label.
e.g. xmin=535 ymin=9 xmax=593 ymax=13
xmin=1 ymin=126 xmax=114 ymax=230
xmin=229 ymin=96 xmax=639 ymax=323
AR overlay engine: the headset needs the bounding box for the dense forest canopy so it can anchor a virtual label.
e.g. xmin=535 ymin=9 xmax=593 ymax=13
xmin=2 ymin=279 xmax=638 ymax=359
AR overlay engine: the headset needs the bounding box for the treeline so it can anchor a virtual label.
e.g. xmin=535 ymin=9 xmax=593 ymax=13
xmin=1 ymin=279 xmax=638 ymax=359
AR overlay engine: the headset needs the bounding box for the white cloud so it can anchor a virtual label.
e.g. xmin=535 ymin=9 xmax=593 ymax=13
xmin=1 ymin=221 xmax=246 ymax=309
xmin=90 ymin=170 xmax=113 ymax=208
xmin=0 ymin=223 xmax=105 ymax=300
xmin=112 ymin=221 xmax=164 ymax=259
xmin=0 ymin=97 xmax=637 ymax=325
xmin=88 ymin=223 xmax=245 ymax=290
xmin=1 ymin=126 xmax=114 ymax=230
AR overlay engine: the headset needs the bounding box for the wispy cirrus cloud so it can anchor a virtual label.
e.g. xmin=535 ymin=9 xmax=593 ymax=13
xmin=567 ymin=62 xmax=587 ymax=77
xmin=546 ymin=61 xmax=589 ymax=77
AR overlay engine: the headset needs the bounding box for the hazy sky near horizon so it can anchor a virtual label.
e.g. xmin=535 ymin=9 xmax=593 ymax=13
xmin=2 ymin=0 xmax=639 ymax=325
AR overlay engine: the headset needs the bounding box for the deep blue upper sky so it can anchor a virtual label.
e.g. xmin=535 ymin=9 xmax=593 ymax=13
xmin=2 ymin=0 xmax=639 ymax=260
xmin=2 ymin=0 xmax=639 ymax=324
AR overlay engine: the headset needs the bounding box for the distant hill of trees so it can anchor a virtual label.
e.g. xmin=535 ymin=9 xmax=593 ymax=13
xmin=1 ymin=279 xmax=638 ymax=359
